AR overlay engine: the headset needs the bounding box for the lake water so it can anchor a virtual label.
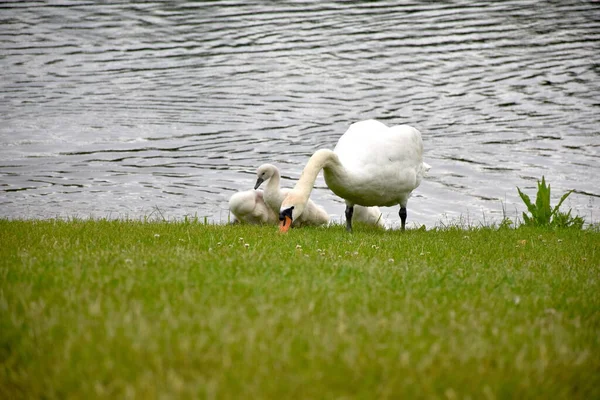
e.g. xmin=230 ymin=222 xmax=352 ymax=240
xmin=1 ymin=1 xmax=599 ymax=228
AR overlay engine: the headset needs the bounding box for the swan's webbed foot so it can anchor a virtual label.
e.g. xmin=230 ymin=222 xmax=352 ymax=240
xmin=345 ymin=205 xmax=354 ymax=233
xmin=399 ymin=206 xmax=407 ymax=231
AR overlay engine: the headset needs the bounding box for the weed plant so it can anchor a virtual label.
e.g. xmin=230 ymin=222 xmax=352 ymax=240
xmin=517 ymin=176 xmax=584 ymax=229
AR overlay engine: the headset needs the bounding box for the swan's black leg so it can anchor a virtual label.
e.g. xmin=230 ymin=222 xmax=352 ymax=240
xmin=345 ymin=205 xmax=354 ymax=233
xmin=399 ymin=206 xmax=407 ymax=231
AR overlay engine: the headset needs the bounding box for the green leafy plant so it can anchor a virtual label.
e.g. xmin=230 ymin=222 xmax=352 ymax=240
xmin=517 ymin=176 xmax=583 ymax=229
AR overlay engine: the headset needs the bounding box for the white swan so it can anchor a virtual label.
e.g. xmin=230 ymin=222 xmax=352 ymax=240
xmin=254 ymin=163 xmax=329 ymax=228
xmin=278 ymin=119 xmax=430 ymax=233
xmin=228 ymin=189 xmax=278 ymax=225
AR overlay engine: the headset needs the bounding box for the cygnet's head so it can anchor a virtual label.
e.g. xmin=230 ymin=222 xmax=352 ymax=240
xmin=254 ymin=164 xmax=277 ymax=189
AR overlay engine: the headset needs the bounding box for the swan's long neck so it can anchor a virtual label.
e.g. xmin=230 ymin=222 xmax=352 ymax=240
xmin=266 ymin=167 xmax=281 ymax=193
xmin=293 ymin=149 xmax=339 ymax=201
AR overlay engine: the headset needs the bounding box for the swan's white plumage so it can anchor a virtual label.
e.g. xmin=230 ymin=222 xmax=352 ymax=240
xmin=351 ymin=204 xmax=386 ymax=228
xmin=280 ymin=119 xmax=430 ymax=231
xmin=228 ymin=189 xmax=278 ymax=225
xmin=255 ymin=164 xmax=329 ymax=227
xmin=325 ymin=119 xmax=429 ymax=207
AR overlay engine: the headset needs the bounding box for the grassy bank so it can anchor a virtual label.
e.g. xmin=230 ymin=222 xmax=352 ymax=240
xmin=1 ymin=219 xmax=599 ymax=399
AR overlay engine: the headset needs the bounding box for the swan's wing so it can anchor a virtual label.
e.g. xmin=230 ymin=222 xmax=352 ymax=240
xmin=229 ymin=190 xmax=257 ymax=217
xmin=298 ymin=198 xmax=330 ymax=226
xmin=229 ymin=190 xmax=278 ymax=224
xmin=353 ymin=205 xmax=386 ymax=227
xmin=254 ymin=191 xmax=279 ymax=223
xmin=334 ymin=122 xmax=424 ymax=172
xmin=333 ymin=120 xmax=388 ymax=166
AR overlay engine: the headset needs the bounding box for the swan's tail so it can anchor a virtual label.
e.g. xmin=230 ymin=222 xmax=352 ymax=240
xmin=419 ymin=162 xmax=432 ymax=178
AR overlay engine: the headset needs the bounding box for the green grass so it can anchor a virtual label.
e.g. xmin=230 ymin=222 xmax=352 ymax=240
xmin=1 ymin=219 xmax=599 ymax=399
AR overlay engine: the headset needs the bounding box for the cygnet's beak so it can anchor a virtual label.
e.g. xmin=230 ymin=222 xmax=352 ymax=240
xmin=254 ymin=177 xmax=264 ymax=190
xmin=279 ymin=207 xmax=293 ymax=233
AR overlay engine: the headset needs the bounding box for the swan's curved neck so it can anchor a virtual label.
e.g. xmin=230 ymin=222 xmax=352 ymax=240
xmin=266 ymin=167 xmax=281 ymax=191
xmin=293 ymin=149 xmax=340 ymax=199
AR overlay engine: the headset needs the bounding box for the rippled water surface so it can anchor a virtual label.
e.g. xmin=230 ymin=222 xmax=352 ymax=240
xmin=2 ymin=1 xmax=599 ymax=227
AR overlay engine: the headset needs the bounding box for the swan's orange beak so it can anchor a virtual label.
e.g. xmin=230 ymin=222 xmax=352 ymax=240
xmin=279 ymin=207 xmax=294 ymax=233
xmin=279 ymin=216 xmax=292 ymax=233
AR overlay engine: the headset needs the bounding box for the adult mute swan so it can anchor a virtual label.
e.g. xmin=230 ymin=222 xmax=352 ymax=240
xmin=254 ymin=163 xmax=329 ymax=228
xmin=228 ymin=189 xmax=278 ymax=225
xmin=279 ymin=119 xmax=430 ymax=233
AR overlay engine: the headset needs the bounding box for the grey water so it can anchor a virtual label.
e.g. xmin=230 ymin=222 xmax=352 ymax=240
xmin=1 ymin=1 xmax=599 ymax=228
